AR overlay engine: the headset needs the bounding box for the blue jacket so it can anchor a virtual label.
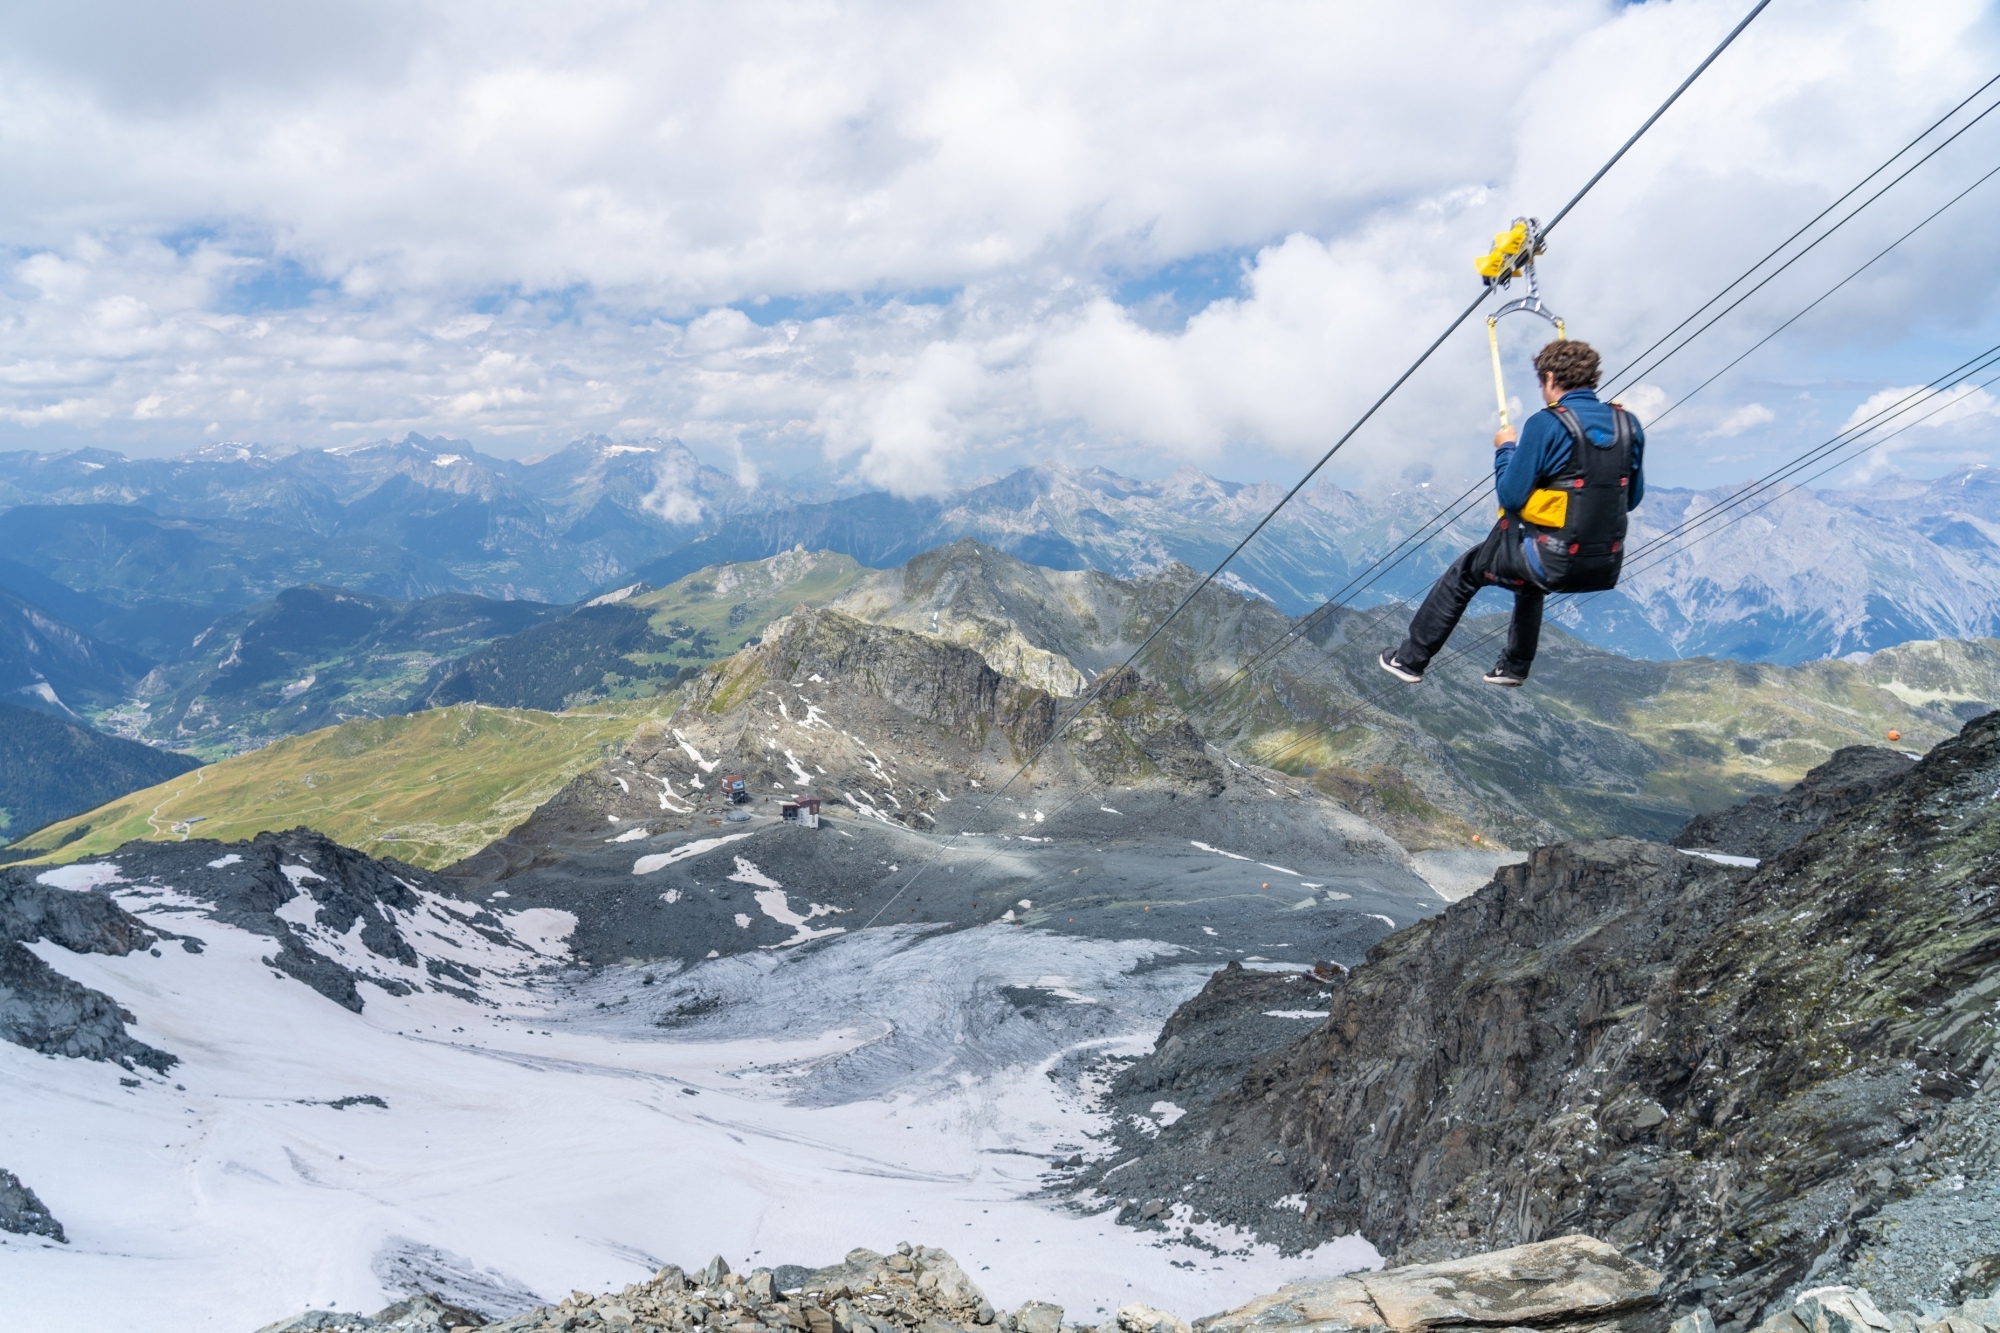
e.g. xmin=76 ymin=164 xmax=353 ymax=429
xmin=1494 ymin=389 xmax=1645 ymax=513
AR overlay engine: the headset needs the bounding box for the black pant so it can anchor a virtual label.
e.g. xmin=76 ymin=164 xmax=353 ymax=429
xmin=1394 ymin=530 xmax=1544 ymax=677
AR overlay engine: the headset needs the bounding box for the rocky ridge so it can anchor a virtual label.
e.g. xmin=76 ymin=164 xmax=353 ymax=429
xmin=248 ymin=1234 xmax=2000 ymax=1333
xmin=0 ymin=1165 xmax=66 ymax=1243
xmin=1078 ymin=720 xmax=2000 ymax=1325
xmin=0 ymin=862 xmax=175 ymax=1070
xmin=448 ymin=604 xmax=1225 ymax=885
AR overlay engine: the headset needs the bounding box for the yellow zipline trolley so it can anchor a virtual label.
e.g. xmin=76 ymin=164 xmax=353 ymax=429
xmin=1475 ymin=217 xmax=1566 ymax=429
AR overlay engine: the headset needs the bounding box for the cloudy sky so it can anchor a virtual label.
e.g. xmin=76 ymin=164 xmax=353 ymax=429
xmin=1 ymin=0 xmax=1996 ymax=496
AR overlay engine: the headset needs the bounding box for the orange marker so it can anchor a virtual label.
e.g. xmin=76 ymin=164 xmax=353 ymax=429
xmin=1887 ymin=730 xmax=1901 ymax=742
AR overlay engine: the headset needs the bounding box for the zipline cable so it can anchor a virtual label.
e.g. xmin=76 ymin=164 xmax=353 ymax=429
xmin=860 ymin=0 xmax=1773 ymax=925
xmin=1629 ymin=159 xmax=2000 ymax=426
xmin=1606 ymin=94 xmax=2000 ymax=397
xmin=1601 ymin=72 xmax=2000 ymax=393
xmin=1249 ymin=344 xmax=2000 ymax=771
xmin=1189 ymin=84 xmax=2000 ymax=731
xmin=988 ymin=147 xmax=2000 ymax=844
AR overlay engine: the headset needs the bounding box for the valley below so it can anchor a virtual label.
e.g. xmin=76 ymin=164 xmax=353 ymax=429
xmin=6 ymin=509 xmax=2000 ymax=1333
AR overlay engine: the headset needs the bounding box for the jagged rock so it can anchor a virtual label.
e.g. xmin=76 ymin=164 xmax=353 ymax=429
xmin=1198 ymin=1237 xmax=1664 ymax=1333
xmin=0 ymin=1166 xmax=66 ymax=1242
xmin=1089 ymin=713 xmax=2000 ymax=1321
xmin=253 ymin=1292 xmax=488 ymax=1332
xmin=1120 ymin=1304 xmax=1191 ymax=1333
xmin=1013 ymin=1302 xmax=1064 ymax=1333
xmin=1671 ymin=746 xmax=1914 ymax=858
xmin=1790 ymin=1289 xmax=1892 ymax=1333
xmin=0 ymin=868 xmax=176 ymax=1070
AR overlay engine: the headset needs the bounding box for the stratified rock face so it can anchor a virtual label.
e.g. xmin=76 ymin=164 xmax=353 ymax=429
xmin=1671 ymin=745 xmax=1915 ymax=858
xmin=1092 ymin=714 xmax=2000 ymax=1329
xmin=0 ymin=868 xmax=175 ymax=1070
xmin=0 ymin=1167 xmax=67 ymax=1243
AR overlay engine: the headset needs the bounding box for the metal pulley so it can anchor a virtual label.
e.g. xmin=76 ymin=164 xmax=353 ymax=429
xmin=1476 ymin=217 xmax=1566 ymax=429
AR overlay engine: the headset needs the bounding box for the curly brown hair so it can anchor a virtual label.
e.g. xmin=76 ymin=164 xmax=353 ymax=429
xmin=1532 ymin=339 xmax=1601 ymax=391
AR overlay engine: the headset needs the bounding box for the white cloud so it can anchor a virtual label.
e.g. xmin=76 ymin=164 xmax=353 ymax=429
xmin=0 ymin=0 xmax=1995 ymax=497
xmin=1705 ymin=403 xmax=1775 ymax=438
xmin=1842 ymin=382 xmax=2000 ymax=434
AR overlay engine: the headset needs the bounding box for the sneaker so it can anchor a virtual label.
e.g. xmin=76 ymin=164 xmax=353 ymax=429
xmin=1378 ymin=649 xmax=1424 ymax=684
xmin=1482 ymin=663 xmax=1527 ymax=687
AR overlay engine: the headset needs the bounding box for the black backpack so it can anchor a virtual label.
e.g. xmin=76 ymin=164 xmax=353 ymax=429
xmin=1507 ymin=404 xmax=1635 ymax=593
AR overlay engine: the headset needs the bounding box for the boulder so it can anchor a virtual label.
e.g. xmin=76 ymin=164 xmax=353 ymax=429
xmin=0 ymin=1167 xmax=66 ymax=1243
xmin=1197 ymin=1237 xmax=1666 ymax=1333
xmin=1120 ymin=1305 xmax=1192 ymax=1333
xmin=1016 ymin=1302 xmax=1065 ymax=1333
xmin=1792 ymin=1289 xmax=1893 ymax=1333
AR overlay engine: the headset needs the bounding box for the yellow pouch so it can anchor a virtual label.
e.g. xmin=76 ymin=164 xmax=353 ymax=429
xmin=1520 ymin=488 xmax=1569 ymax=528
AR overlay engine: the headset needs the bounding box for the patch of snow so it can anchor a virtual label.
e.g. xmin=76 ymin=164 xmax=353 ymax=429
xmin=1264 ymin=1010 xmax=1331 ymax=1020
xmin=1201 ymin=926 xmax=1218 ymax=936
xmin=1150 ymin=1100 xmax=1186 ymax=1126
xmin=35 ymin=863 xmax=125 ymax=892
xmin=726 ymin=857 xmax=782 ymax=890
xmin=660 ymin=890 xmax=681 ymax=904
xmin=1029 ymin=976 xmax=1097 ymax=1004
xmin=1190 ymin=841 xmax=1251 ymax=861
xmin=280 ymin=864 xmax=325 ymax=888
xmin=632 ymin=833 xmax=756 ymax=875
xmin=606 ymin=828 xmax=650 ymax=844
xmin=1680 ymin=849 xmax=1760 ymax=868
xmin=1258 ymin=863 xmax=1301 ymax=877
xmin=1366 ymin=914 xmax=1396 ymax=929
xmin=585 ymin=584 xmax=643 ymax=607
xmin=734 ymin=913 xmax=753 ymax=928
xmin=752 ymin=890 xmax=846 ymax=948
xmin=1099 ymin=806 xmax=1122 ymax=815
xmin=671 ymin=730 xmax=720 ymax=773
xmin=206 ymin=854 xmax=243 ymax=869
xmin=782 ymin=750 xmax=813 ymax=786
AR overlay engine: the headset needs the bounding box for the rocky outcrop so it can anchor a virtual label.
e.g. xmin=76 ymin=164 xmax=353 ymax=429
xmin=1200 ymin=1236 xmax=1665 ymax=1333
xmin=0 ymin=1166 xmax=66 ymax=1243
xmin=1671 ymin=746 xmax=1915 ymax=858
xmin=0 ymin=867 xmax=175 ymax=1070
xmin=1082 ymin=717 xmax=2000 ymax=1328
xmin=255 ymin=1243 xmax=1002 ymax=1333
xmin=247 ymin=1236 xmax=1680 ymax=1333
xmin=449 ymin=605 xmax=1224 ymax=883
xmin=15 ymin=828 xmax=542 ymax=1016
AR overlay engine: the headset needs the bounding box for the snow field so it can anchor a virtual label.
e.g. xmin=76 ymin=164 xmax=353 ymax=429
xmin=1 ymin=888 xmax=1377 ymax=1333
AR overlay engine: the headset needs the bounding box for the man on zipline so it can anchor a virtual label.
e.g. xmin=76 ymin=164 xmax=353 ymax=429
xmin=1380 ymin=339 xmax=1644 ymax=688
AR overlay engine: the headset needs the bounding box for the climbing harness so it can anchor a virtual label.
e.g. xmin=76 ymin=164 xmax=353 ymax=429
xmin=1476 ymin=217 xmax=1566 ymax=429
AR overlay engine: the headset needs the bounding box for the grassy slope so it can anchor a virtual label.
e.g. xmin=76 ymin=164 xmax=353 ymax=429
xmin=4 ymin=700 xmax=673 ymax=869
xmin=628 ymin=549 xmax=870 ymax=662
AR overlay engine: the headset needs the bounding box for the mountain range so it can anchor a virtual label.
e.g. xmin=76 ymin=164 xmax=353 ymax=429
xmin=7 ymin=437 xmax=2000 ymax=673
xmin=12 ymin=539 xmax=1999 ymax=876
